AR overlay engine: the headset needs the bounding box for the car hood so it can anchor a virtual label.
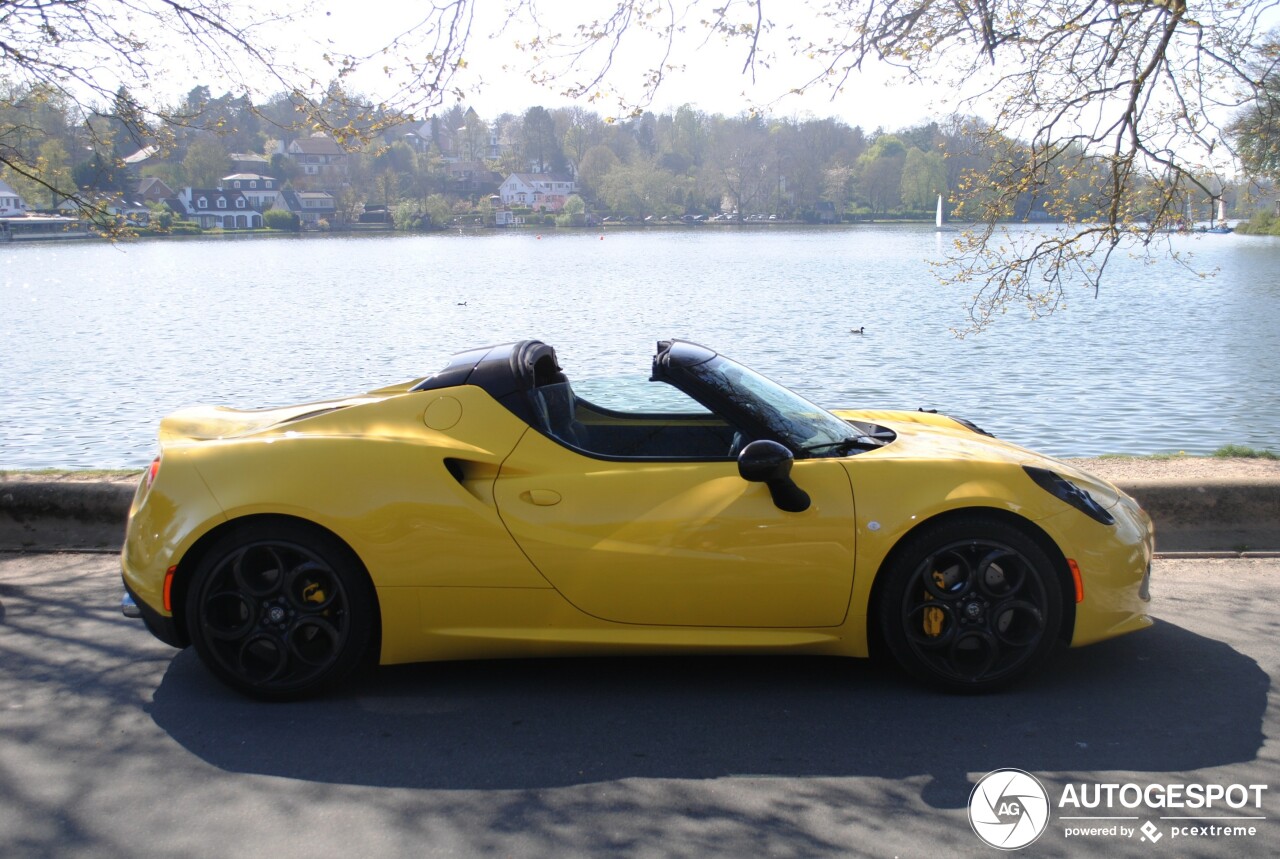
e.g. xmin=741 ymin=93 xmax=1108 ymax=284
xmin=833 ymin=408 xmax=1125 ymax=508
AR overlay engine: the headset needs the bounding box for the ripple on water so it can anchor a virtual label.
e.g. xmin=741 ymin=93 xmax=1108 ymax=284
xmin=2 ymin=226 xmax=1277 ymax=467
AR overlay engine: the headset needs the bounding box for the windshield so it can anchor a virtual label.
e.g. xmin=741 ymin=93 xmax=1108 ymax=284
xmin=685 ymin=354 xmax=853 ymax=452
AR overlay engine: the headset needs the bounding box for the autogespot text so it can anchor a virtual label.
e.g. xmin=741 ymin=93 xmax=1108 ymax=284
xmin=1057 ymin=781 xmax=1267 ymax=846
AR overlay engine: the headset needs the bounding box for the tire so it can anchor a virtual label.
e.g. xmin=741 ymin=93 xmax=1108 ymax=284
xmin=877 ymin=515 xmax=1064 ymax=692
xmin=185 ymin=520 xmax=375 ymax=700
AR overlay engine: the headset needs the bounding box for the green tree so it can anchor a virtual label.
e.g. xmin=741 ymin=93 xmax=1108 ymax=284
xmin=576 ymin=144 xmax=621 ymax=201
xmin=857 ymin=135 xmax=906 ymax=214
xmin=521 ymin=106 xmax=566 ymax=174
xmin=1234 ymin=36 xmax=1280 ymax=181
xmin=424 ymin=194 xmax=453 ymax=227
xmin=597 ymin=158 xmax=685 ymax=217
xmin=72 ymin=150 xmax=123 ymax=192
xmin=182 ymin=136 xmax=229 ymax=188
xmin=147 ymin=202 xmax=176 ymax=231
xmin=900 ymin=147 xmax=947 ymax=212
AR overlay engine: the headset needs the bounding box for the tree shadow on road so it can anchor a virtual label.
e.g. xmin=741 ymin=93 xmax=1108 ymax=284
xmin=148 ymin=619 xmax=1267 ymax=805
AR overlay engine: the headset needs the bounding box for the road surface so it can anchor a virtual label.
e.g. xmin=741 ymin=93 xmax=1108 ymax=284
xmin=1 ymin=553 xmax=1276 ymax=857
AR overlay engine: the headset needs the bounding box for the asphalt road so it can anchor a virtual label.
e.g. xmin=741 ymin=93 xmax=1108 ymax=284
xmin=1 ymin=553 xmax=1276 ymax=858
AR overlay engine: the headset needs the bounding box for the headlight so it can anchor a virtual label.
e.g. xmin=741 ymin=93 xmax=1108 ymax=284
xmin=1022 ymin=465 xmax=1116 ymax=525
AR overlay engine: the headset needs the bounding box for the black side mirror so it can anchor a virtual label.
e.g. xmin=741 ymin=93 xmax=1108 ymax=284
xmin=737 ymin=440 xmax=811 ymax=513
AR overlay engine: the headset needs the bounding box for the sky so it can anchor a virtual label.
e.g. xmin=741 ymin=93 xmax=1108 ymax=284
xmin=302 ymin=1 xmax=953 ymax=129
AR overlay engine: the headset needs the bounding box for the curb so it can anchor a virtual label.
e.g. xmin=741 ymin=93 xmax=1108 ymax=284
xmin=1 ymin=477 xmax=1279 ymax=554
xmin=1 ymin=481 xmax=136 ymax=552
xmin=1115 ymin=478 xmax=1280 ymax=553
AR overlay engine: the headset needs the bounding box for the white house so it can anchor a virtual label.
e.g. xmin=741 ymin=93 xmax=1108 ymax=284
xmin=0 ymin=179 xmax=27 ymax=215
xmin=173 ymin=187 xmax=261 ymax=229
xmin=222 ymin=173 xmax=285 ymax=211
xmin=498 ymin=173 xmax=576 ymax=212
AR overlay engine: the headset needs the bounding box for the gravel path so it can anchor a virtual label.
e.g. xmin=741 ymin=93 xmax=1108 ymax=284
xmin=1065 ymin=456 xmax=1280 ymax=482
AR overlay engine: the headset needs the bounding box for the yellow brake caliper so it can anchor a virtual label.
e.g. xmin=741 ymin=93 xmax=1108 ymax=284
xmin=302 ymin=582 xmax=327 ymax=604
xmin=923 ymin=569 xmax=945 ymax=637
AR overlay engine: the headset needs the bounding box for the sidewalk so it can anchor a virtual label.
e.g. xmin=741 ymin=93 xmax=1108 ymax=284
xmin=2 ymin=463 xmax=1278 ymax=554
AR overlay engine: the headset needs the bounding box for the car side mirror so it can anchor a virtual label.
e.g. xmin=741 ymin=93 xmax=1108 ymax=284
xmin=737 ymin=440 xmax=811 ymax=513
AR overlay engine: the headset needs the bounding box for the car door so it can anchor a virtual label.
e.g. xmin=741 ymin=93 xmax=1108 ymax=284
xmin=493 ymin=428 xmax=856 ymax=628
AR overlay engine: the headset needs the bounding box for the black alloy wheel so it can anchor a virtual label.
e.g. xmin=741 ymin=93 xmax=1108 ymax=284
xmin=879 ymin=516 xmax=1064 ymax=692
xmin=186 ymin=520 xmax=375 ymax=700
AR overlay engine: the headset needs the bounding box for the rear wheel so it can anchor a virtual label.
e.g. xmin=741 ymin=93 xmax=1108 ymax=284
xmin=878 ymin=516 xmax=1063 ymax=692
xmin=185 ymin=520 xmax=375 ymax=700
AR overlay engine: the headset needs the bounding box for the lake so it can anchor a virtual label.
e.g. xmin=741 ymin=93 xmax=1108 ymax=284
xmin=2 ymin=225 xmax=1278 ymax=468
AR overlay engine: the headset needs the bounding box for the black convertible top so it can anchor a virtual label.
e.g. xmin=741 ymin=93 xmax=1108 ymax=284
xmin=412 ymin=340 xmax=566 ymax=426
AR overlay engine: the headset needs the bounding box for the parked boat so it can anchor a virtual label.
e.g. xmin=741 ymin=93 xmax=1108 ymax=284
xmin=0 ymin=215 xmax=90 ymax=241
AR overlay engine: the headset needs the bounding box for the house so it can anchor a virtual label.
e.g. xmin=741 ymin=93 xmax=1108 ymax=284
xmin=137 ymin=177 xmax=175 ymax=203
xmin=171 ymin=187 xmax=261 ymax=229
xmin=121 ymin=145 xmax=160 ymax=176
xmin=282 ymin=188 xmax=337 ymax=226
xmin=286 ymin=134 xmax=348 ymax=185
xmin=446 ymin=160 xmax=502 ymax=195
xmin=403 ymin=118 xmax=456 ymax=159
xmin=57 ymin=194 xmax=151 ymax=226
xmin=222 ymin=173 xmax=284 ymax=211
xmin=498 ymin=173 xmax=577 ymax=212
xmin=0 ymin=178 xmax=27 ymax=215
xmin=403 ymin=109 xmax=501 ymax=162
xmin=229 ymin=152 xmax=271 ymax=175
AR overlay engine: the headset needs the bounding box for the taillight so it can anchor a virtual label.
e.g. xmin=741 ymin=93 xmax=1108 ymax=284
xmin=137 ymin=455 xmax=161 ymax=501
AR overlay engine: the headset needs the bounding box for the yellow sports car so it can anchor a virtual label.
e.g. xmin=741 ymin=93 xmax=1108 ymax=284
xmin=120 ymin=339 xmax=1153 ymax=699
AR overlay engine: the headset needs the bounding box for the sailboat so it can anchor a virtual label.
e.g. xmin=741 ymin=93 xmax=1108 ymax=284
xmin=1205 ymin=198 xmax=1232 ymax=234
xmin=935 ymin=194 xmax=954 ymax=231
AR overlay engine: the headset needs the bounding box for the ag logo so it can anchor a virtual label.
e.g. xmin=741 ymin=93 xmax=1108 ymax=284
xmin=968 ymin=768 xmax=1051 ymax=850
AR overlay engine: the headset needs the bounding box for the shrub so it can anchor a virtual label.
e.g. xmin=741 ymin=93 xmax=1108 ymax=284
xmin=263 ymin=209 xmax=300 ymax=231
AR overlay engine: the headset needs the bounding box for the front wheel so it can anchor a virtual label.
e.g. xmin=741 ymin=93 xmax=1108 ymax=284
xmin=185 ymin=520 xmax=376 ymax=700
xmin=878 ymin=516 xmax=1064 ymax=692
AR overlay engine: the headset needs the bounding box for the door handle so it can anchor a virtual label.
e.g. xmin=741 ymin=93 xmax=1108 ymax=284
xmin=521 ymin=489 xmax=562 ymax=506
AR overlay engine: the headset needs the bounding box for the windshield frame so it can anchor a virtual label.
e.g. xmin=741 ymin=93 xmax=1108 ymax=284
xmin=652 ymin=340 xmax=854 ymax=456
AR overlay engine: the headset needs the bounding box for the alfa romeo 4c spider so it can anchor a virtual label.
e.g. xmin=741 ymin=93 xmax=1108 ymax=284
xmin=121 ymin=339 xmax=1153 ymax=699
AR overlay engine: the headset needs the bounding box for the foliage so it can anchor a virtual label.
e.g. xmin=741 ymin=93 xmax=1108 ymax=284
xmin=1233 ymin=210 xmax=1280 ymax=236
xmin=263 ymin=209 xmax=300 ymax=231
xmin=1213 ymin=445 xmax=1279 ymax=460
xmin=1233 ymin=36 xmax=1280 ymax=181
xmin=424 ymin=194 xmax=454 ymax=227
xmin=146 ymin=202 xmax=175 ymax=231
xmin=182 ymin=137 xmax=230 ymax=188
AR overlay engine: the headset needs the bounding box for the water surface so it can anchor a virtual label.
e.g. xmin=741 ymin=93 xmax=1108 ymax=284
xmin=2 ymin=225 xmax=1277 ymax=467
